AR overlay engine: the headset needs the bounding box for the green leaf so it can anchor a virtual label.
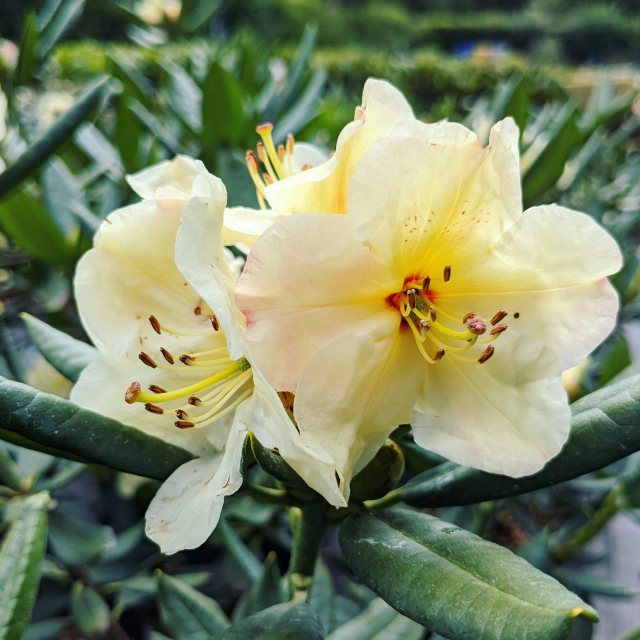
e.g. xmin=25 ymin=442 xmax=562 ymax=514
xmin=38 ymin=0 xmax=85 ymax=59
xmin=211 ymin=603 xmax=324 ymax=640
xmin=554 ymin=567 xmax=638 ymax=599
xmin=14 ymin=13 xmax=39 ymax=87
xmin=249 ymin=433 xmax=307 ymax=489
xmin=327 ymin=597 xmax=424 ymax=640
xmin=70 ymin=582 xmax=111 ymax=636
xmin=0 ymin=445 xmax=26 ymax=492
xmin=22 ymin=314 xmax=97 ymax=382
xmin=216 ymin=516 xmax=262 ymax=583
xmin=233 ymin=551 xmax=285 ymax=620
xmin=0 ymin=376 xmax=194 ymax=480
xmin=49 ymin=513 xmax=115 ymax=567
xmin=179 ymin=0 xmax=222 ymax=33
xmin=0 ymin=493 xmax=50 ymax=640
xmin=397 ymin=373 xmax=640 ymax=508
xmin=340 ymin=510 xmax=597 ymax=640
xmin=0 ymin=76 xmax=114 ymax=200
xmin=157 ymin=572 xmax=228 ymax=640
xmin=491 ymin=73 xmax=529 ymax=133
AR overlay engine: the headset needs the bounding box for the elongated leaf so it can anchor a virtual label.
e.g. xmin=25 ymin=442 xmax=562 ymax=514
xmin=71 ymin=583 xmax=110 ymax=635
xmin=491 ymin=73 xmax=529 ymax=133
xmin=232 ymin=551 xmax=285 ymax=620
xmin=211 ymin=603 xmax=323 ymax=640
xmin=157 ymin=572 xmax=228 ymax=640
xmin=216 ymin=517 xmax=262 ymax=583
xmin=0 ymin=493 xmax=50 ymax=640
xmin=14 ymin=13 xmax=39 ymax=87
xmin=0 ymin=77 xmax=114 ymax=200
xmin=249 ymin=433 xmax=306 ymax=489
xmin=399 ymin=373 xmax=640 ymax=508
xmin=21 ymin=314 xmax=97 ymax=382
xmin=38 ymin=0 xmax=85 ymax=59
xmin=0 ymin=376 xmax=194 ymax=480
xmin=340 ymin=510 xmax=597 ymax=640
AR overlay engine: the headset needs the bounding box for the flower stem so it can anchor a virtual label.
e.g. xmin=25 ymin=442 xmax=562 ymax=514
xmin=288 ymin=500 xmax=328 ymax=602
xmin=363 ymin=487 xmax=403 ymax=510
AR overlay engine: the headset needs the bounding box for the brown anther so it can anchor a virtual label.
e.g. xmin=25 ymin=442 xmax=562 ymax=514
xmin=160 ymin=348 xmax=175 ymax=365
xmin=406 ymin=288 xmax=417 ymax=309
xmin=490 ymin=310 xmax=508 ymax=326
xmin=420 ymin=319 xmax=430 ymax=332
xmin=429 ymin=307 xmax=437 ymax=321
xmin=149 ymin=315 xmax=161 ymax=334
xmin=175 ymin=409 xmax=189 ymax=420
xmin=422 ymin=276 xmax=431 ymax=291
xmin=466 ymin=316 xmax=487 ymax=335
xmin=478 ymin=345 xmax=495 ymax=364
xmin=210 ymin=315 xmax=219 ymax=331
xmin=434 ymin=348 xmax=445 ymax=362
xmin=175 ymin=420 xmax=195 ymax=429
xmin=125 ymin=382 xmax=141 ymax=404
xmin=462 ymin=312 xmax=476 ymax=323
xmin=262 ymin=173 xmax=274 ymax=186
xmin=188 ymin=396 xmax=202 ymax=406
xmin=194 ymin=306 xmax=202 ymax=316
xmin=443 ymin=265 xmax=452 ymax=282
xmin=139 ymin=352 xmax=158 ymax=368
xmin=490 ymin=324 xmax=508 ymax=336
xmin=145 ymin=403 xmax=164 ymax=415
xmin=179 ymin=354 xmax=194 ymax=365
xmin=149 ymin=384 xmax=166 ymax=394
xmin=245 ymin=150 xmax=259 ymax=172
xmin=256 ymin=141 xmax=268 ymax=164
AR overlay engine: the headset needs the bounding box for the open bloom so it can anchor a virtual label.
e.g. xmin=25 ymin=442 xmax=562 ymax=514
xmin=236 ymin=110 xmax=622 ymax=499
xmin=72 ymin=156 xmax=343 ymax=553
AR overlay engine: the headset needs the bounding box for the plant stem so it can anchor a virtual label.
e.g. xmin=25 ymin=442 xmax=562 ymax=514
xmin=288 ymin=500 xmax=328 ymax=602
xmin=553 ymin=484 xmax=626 ymax=561
xmin=363 ymin=487 xmax=403 ymax=511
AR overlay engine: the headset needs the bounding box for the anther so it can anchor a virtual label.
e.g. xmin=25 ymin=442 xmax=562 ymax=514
xmin=422 ymin=276 xmax=431 ymax=292
xmin=145 ymin=403 xmax=164 ymax=415
xmin=149 ymin=315 xmax=161 ymax=334
xmin=420 ymin=320 xmax=430 ymax=331
xmin=160 ymin=348 xmax=175 ymax=365
xmin=179 ymin=354 xmax=194 ymax=365
xmin=429 ymin=307 xmax=437 ymax=321
xmin=125 ymin=382 xmax=141 ymax=404
xmin=466 ymin=316 xmax=487 ymax=335
xmin=286 ymin=133 xmax=295 ymax=156
xmin=443 ymin=265 xmax=452 ymax=282
xmin=406 ymin=288 xmax=416 ymax=309
xmin=489 ymin=324 xmax=508 ymax=336
xmin=188 ymin=396 xmax=202 ymax=406
xmin=490 ymin=310 xmax=508 ymax=326
xmin=478 ymin=345 xmax=495 ymax=364
xmin=194 ymin=306 xmax=202 ymax=316
xmin=175 ymin=409 xmax=189 ymax=420
xmin=277 ymin=144 xmax=285 ymax=162
xmin=175 ymin=420 xmax=195 ymax=429
xmin=434 ymin=348 xmax=445 ymax=362
xmin=139 ymin=352 xmax=158 ymax=368
xmin=149 ymin=384 xmax=166 ymax=394
xmin=463 ymin=312 xmax=476 ymax=323
xmin=245 ymin=150 xmax=259 ymax=173
xmin=210 ymin=315 xmax=219 ymax=331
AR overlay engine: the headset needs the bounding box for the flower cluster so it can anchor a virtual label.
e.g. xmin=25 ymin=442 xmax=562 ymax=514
xmin=73 ymin=79 xmax=621 ymax=553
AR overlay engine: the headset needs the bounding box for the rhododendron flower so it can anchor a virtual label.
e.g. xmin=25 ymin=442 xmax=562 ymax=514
xmin=72 ymin=156 xmax=343 ymax=554
xmin=236 ymin=112 xmax=622 ymax=500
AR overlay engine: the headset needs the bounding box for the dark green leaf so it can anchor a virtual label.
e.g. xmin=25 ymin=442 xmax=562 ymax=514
xmin=14 ymin=13 xmax=39 ymax=87
xmin=157 ymin=572 xmax=228 ymax=639
xmin=249 ymin=433 xmax=307 ymax=489
xmin=23 ymin=617 xmax=68 ymax=640
xmin=0 ymin=444 xmax=26 ymax=492
xmin=22 ymin=313 xmax=97 ymax=382
xmin=49 ymin=513 xmax=115 ymax=567
xmin=211 ymin=603 xmax=324 ymax=640
xmin=233 ymin=551 xmax=285 ymax=620
xmin=491 ymin=73 xmax=529 ymax=133
xmin=0 ymin=376 xmax=194 ymax=480
xmin=71 ymin=582 xmax=110 ymax=636
xmin=216 ymin=517 xmax=262 ymax=583
xmin=38 ymin=0 xmax=85 ymax=59
xmin=399 ymin=373 xmax=640 ymax=508
xmin=179 ymin=0 xmax=222 ymax=33
xmin=0 ymin=77 xmax=114 ymax=200
xmin=554 ymin=567 xmax=638 ymax=599
xmin=0 ymin=493 xmax=50 ymax=640
xmin=340 ymin=510 xmax=597 ymax=640
xmin=130 ymin=100 xmax=187 ymax=155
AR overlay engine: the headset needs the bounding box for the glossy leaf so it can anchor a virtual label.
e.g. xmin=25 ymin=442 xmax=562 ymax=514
xmin=14 ymin=13 xmax=39 ymax=87
xmin=0 ymin=376 xmax=194 ymax=480
xmin=211 ymin=603 xmax=324 ymax=640
xmin=340 ymin=510 xmax=597 ymax=640
xmin=398 ymin=373 xmax=640 ymax=508
xmin=157 ymin=572 xmax=228 ymax=640
xmin=0 ymin=493 xmax=50 ymax=640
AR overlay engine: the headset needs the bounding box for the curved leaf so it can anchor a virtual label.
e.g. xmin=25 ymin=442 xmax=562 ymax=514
xmin=399 ymin=373 xmax=640 ymax=508
xmin=0 ymin=493 xmax=50 ymax=640
xmin=0 ymin=377 xmax=193 ymax=480
xmin=340 ymin=509 xmax=597 ymax=640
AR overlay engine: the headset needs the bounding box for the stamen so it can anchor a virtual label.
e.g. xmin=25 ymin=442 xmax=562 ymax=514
xmin=160 ymin=348 xmax=175 ymax=365
xmin=491 ymin=310 xmax=508 ymax=326
xmin=149 ymin=385 xmax=166 ymax=394
xmin=443 ymin=265 xmax=452 ymax=282
xmin=489 ymin=324 xmax=508 ymax=336
xmin=145 ymin=403 xmax=164 ymax=414
xmin=188 ymin=396 xmax=202 ymax=406
xmin=125 ymin=382 xmax=141 ymax=404
xmin=179 ymin=354 xmax=194 ymax=365
xmin=246 ymin=150 xmax=268 ymax=197
xmin=256 ymin=122 xmax=286 ymax=179
xmin=465 ymin=316 xmax=487 ymax=335
xmin=175 ymin=421 xmax=195 ymax=429
xmin=175 ymin=409 xmax=189 ymax=420
xmin=478 ymin=345 xmax=495 ymax=364
xmin=149 ymin=315 xmax=161 ymax=334
xmin=210 ymin=315 xmax=219 ymax=331
xmin=422 ymin=276 xmax=431 ymax=292
xmin=139 ymin=352 xmax=158 ymax=368
xmin=434 ymin=348 xmax=445 ymax=362
xmin=429 ymin=307 xmax=437 ymax=321
xmin=463 ymin=312 xmax=476 ymax=323
xmin=406 ymin=289 xmax=416 ymax=309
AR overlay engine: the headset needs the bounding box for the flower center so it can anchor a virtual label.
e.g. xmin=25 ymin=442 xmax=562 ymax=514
xmin=245 ymin=123 xmax=303 ymax=209
xmin=390 ymin=265 xmax=508 ymax=365
xmin=124 ymin=312 xmax=253 ymax=429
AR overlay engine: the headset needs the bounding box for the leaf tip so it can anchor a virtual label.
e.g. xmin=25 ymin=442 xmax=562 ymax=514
xmin=570 ymin=605 xmax=599 ymax=623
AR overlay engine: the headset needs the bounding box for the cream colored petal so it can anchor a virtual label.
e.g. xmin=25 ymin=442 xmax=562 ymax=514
xmin=290 ymin=142 xmax=329 ymax=172
xmin=236 ymin=213 xmax=398 ymax=391
xmin=145 ymin=423 xmax=246 ymax=554
xmin=347 ymin=119 xmax=521 ymax=276
xmin=438 ymin=205 xmax=622 ymax=369
xmin=411 ymin=338 xmax=570 ymax=477
xmin=222 ymin=206 xmax=284 ymax=247
xmin=126 ymin=155 xmax=203 ymax=199
xmin=294 ymin=328 xmax=422 ymax=502
xmin=266 ymin=78 xmax=415 ymax=215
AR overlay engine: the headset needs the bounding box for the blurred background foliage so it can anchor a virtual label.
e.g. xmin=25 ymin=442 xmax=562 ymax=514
xmin=0 ymin=0 xmax=640 ymax=638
